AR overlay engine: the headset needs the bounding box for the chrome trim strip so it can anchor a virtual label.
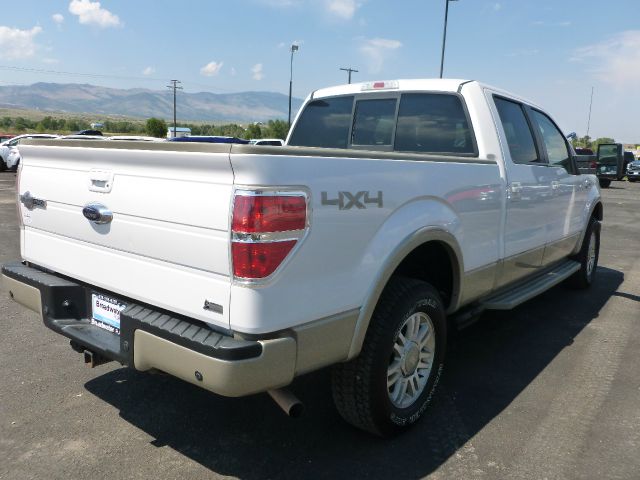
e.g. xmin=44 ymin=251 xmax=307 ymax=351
xmin=232 ymin=230 xmax=305 ymax=243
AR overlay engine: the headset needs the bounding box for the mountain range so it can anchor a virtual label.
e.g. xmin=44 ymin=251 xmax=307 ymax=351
xmin=0 ymin=83 xmax=304 ymax=123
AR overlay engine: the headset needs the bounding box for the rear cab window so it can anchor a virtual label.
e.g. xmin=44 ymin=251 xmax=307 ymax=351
xmin=288 ymin=91 xmax=477 ymax=156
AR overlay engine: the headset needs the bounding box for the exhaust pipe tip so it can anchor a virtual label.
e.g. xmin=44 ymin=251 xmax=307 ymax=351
xmin=267 ymin=388 xmax=304 ymax=418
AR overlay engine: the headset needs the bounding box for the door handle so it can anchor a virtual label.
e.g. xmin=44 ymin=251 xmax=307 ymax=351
xmin=551 ymin=180 xmax=560 ymax=191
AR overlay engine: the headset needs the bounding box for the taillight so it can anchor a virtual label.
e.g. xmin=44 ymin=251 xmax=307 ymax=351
xmin=231 ymin=191 xmax=308 ymax=281
xmin=16 ymin=161 xmax=23 ymax=230
xmin=590 ymin=161 xmax=597 ymax=169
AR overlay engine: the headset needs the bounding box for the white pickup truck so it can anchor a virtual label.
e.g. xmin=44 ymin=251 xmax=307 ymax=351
xmin=2 ymin=79 xmax=602 ymax=436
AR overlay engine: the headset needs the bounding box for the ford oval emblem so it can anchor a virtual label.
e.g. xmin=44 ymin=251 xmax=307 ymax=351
xmin=82 ymin=203 xmax=113 ymax=224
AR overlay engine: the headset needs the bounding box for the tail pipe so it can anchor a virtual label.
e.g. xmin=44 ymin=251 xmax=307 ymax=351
xmin=267 ymin=388 xmax=304 ymax=418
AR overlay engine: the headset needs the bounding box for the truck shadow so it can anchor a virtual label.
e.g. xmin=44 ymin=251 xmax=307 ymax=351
xmin=85 ymin=266 xmax=623 ymax=479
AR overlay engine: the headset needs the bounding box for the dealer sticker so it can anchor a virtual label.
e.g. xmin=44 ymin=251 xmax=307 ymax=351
xmin=91 ymin=294 xmax=126 ymax=335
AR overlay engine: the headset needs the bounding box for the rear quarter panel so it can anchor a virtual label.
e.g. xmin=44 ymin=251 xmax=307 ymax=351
xmin=228 ymin=150 xmax=503 ymax=334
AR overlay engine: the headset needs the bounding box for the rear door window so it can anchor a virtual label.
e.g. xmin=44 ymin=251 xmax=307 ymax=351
xmin=394 ymin=93 xmax=475 ymax=155
xmin=288 ymin=96 xmax=354 ymax=148
xmin=351 ymin=98 xmax=397 ymax=147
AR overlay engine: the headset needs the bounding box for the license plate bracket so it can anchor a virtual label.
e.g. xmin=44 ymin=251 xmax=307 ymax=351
xmin=91 ymin=293 xmax=126 ymax=335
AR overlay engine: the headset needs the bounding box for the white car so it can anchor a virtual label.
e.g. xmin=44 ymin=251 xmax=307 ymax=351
xmin=0 ymin=134 xmax=59 ymax=171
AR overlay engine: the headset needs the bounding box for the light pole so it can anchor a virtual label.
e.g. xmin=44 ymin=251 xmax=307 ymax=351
xmin=288 ymin=44 xmax=299 ymax=127
xmin=439 ymin=0 xmax=458 ymax=79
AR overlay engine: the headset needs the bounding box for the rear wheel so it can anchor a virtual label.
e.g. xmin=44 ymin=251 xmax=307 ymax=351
xmin=567 ymin=216 xmax=600 ymax=289
xmin=599 ymin=178 xmax=611 ymax=188
xmin=0 ymin=156 xmax=6 ymax=172
xmin=332 ymin=277 xmax=446 ymax=436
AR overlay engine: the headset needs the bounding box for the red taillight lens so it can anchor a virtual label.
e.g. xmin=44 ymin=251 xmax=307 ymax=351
xmin=232 ymin=195 xmax=306 ymax=233
xmin=590 ymin=161 xmax=597 ymax=169
xmin=231 ymin=192 xmax=308 ymax=280
xmin=232 ymin=241 xmax=297 ymax=279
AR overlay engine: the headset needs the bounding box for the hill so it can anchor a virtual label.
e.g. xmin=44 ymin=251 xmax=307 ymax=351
xmin=0 ymin=83 xmax=304 ymax=123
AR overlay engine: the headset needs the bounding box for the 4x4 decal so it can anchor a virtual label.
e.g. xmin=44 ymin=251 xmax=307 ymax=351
xmin=321 ymin=191 xmax=383 ymax=210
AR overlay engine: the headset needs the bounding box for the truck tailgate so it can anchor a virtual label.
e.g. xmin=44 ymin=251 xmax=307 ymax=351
xmin=18 ymin=141 xmax=234 ymax=330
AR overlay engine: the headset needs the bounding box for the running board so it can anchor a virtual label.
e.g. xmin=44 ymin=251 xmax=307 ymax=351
xmin=482 ymin=260 xmax=580 ymax=310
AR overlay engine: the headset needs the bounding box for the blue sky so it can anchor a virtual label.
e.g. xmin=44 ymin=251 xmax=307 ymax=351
xmin=1 ymin=0 xmax=639 ymax=141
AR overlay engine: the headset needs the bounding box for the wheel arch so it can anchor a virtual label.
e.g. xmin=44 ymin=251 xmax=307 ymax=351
xmin=572 ymin=199 xmax=603 ymax=255
xmin=347 ymin=228 xmax=463 ymax=360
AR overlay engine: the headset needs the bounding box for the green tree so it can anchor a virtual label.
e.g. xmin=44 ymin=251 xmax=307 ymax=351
xmin=265 ymin=119 xmax=288 ymax=140
xmin=591 ymin=137 xmax=615 ymax=149
xmin=145 ymin=117 xmax=167 ymax=138
xmin=245 ymin=123 xmax=262 ymax=139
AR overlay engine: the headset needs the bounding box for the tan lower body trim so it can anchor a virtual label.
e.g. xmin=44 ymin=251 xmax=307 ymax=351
xmin=2 ymin=274 xmax=42 ymax=316
xmin=293 ymin=309 xmax=359 ymax=375
xmin=133 ymin=330 xmax=296 ymax=397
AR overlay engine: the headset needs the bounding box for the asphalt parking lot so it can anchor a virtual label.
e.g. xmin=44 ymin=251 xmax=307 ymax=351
xmin=1 ymin=170 xmax=639 ymax=480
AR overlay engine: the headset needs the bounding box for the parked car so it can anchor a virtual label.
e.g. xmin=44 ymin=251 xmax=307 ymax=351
xmin=627 ymin=159 xmax=640 ymax=182
xmin=168 ymin=135 xmax=250 ymax=144
xmin=0 ymin=134 xmax=60 ymax=171
xmin=57 ymin=135 xmax=106 ymax=141
xmin=3 ymin=79 xmax=602 ymax=436
xmin=595 ymin=143 xmax=634 ymax=187
xmin=249 ymin=138 xmax=284 ymax=146
xmin=74 ymin=129 xmax=103 ymax=136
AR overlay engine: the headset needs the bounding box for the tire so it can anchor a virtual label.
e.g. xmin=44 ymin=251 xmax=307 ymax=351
xmin=0 ymin=156 xmax=6 ymax=172
xmin=567 ymin=216 xmax=600 ymax=289
xmin=629 ymin=178 xmax=637 ymax=183
xmin=332 ymin=277 xmax=447 ymax=436
xmin=598 ymin=178 xmax=611 ymax=188
xmin=9 ymin=159 xmax=18 ymax=172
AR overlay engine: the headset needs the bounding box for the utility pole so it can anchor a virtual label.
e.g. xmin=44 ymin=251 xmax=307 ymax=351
xmin=167 ymin=79 xmax=183 ymax=138
xmin=340 ymin=67 xmax=359 ymax=84
xmin=288 ymin=44 xmax=299 ymax=128
xmin=586 ymin=86 xmax=594 ymax=138
xmin=440 ymin=0 xmax=458 ymax=78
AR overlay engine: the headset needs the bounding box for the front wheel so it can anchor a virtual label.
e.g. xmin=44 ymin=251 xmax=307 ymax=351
xmin=567 ymin=216 xmax=600 ymax=289
xmin=332 ymin=277 xmax=446 ymax=436
xmin=599 ymin=178 xmax=611 ymax=188
xmin=0 ymin=157 xmax=6 ymax=172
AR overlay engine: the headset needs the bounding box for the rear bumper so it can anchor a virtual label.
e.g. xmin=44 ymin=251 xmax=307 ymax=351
xmin=1 ymin=262 xmax=296 ymax=397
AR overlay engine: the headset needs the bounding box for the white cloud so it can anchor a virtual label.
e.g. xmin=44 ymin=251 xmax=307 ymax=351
xmin=200 ymin=61 xmax=223 ymax=76
xmin=359 ymin=37 xmax=402 ymax=73
xmin=52 ymin=13 xmax=65 ymax=24
xmin=493 ymin=3 xmax=501 ymax=11
xmin=259 ymin=0 xmax=301 ymax=7
xmin=572 ymin=30 xmax=640 ymax=87
xmin=0 ymin=26 xmax=43 ymax=60
xmin=68 ymin=0 xmax=122 ymax=28
xmin=230 ymin=67 xmax=237 ymax=76
xmin=142 ymin=66 xmax=155 ymax=76
xmin=251 ymin=63 xmax=264 ymax=80
xmin=325 ymin=0 xmax=360 ymax=20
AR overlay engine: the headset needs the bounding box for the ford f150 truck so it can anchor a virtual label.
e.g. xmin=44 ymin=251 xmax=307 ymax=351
xmin=2 ymin=79 xmax=602 ymax=436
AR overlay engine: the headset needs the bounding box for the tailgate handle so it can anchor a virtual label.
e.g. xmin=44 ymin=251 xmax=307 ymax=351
xmin=88 ymin=170 xmax=114 ymax=193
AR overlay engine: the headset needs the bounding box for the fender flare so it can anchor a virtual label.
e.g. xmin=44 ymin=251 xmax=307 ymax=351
xmin=572 ymin=198 xmax=603 ymax=255
xmin=347 ymin=227 xmax=464 ymax=360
